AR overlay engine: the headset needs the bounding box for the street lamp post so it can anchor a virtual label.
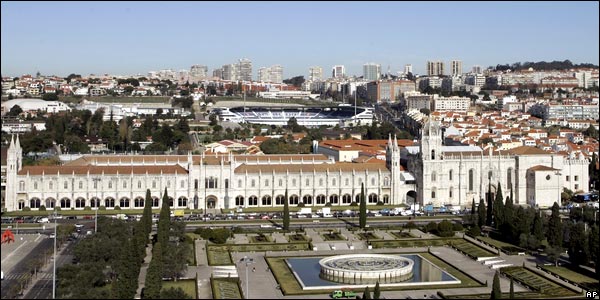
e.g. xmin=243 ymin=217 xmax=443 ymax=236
xmin=240 ymin=256 xmax=255 ymax=299
xmin=52 ymin=210 xmax=57 ymax=299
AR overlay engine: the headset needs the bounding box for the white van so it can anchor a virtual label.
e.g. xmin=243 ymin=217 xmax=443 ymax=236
xmin=37 ymin=217 xmax=50 ymax=223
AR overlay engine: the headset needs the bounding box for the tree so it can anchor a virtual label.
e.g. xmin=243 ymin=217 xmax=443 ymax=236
xmin=546 ymin=245 xmax=562 ymax=267
xmin=548 ymin=202 xmax=563 ymax=248
xmin=7 ymin=105 xmax=23 ymax=117
xmin=589 ymin=225 xmax=599 ymax=275
xmin=486 ymin=184 xmax=493 ymax=227
xmin=42 ymin=93 xmax=58 ymax=101
xmin=160 ymin=287 xmax=191 ymax=299
xmin=567 ymin=222 xmax=589 ymax=267
xmin=373 ymin=281 xmax=381 ymax=299
xmin=363 ymin=286 xmax=371 ymax=299
xmin=143 ymin=189 xmax=153 ymax=238
xmin=419 ymin=108 xmax=431 ymax=116
xmin=359 ymin=183 xmax=367 ymax=229
xmin=493 ymin=182 xmax=504 ymax=229
xmin=283 ymin=189 xmax=290 ymax=231
xmin=491 ymin=271 xmax=502 ymax=299
xmin=583 ymin=124 xmax=599 ymax=140
xmin=509 ymin=277 xmax=514 ymax=299
xmin=477 ymin=198 xmax=486 ymax=228
xmin=533 ymin=212 xmax=544 ymax=242
xmin=471 ymin=199 xmax=476 ymax=215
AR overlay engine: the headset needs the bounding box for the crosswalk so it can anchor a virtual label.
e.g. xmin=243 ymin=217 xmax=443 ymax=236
xmin=4 ymin=272 xmax=53 ymax=280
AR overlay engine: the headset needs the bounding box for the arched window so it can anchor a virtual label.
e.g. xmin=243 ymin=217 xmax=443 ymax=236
xmin=248 ymin=196 xmax=258 ymax=206
xmin=235 ymin=196 xmax=244 ymax=206
xmin=79 ymin=181 xmax=83 ymax=189
xmin=34 ymin=182 xmax=38 ymax=189
xmin=368 ymin=194 xmax=378 ymax=203
xmin=303 ymin=195 xmax=312 ymax=204
xmin=138 ymin=181 xmax=142 ymax=189
xmin=90 ymin=197 xmax=100 ymax=208
xmin=289 ymin=195 xmax=299 ymax=205
xmin=123 ymin=181 xmax=127 ymax=188
xmin=279 ymin=179 xmax=283 ymax=187
xmin=371 ymin=177 xmax=375 ymax=186
xmin=18 ymin=200 xmax=25 ymax=210
xmin=119 ymin=197 xmax=130 ymax=208
xmin=275 ymin=195 xmax=285 ymax=205
xmin=168 ymin=197 xmax=174 ymax=207
xmin=292 ymin=178 xmax=296 ymax=186
xmin=329 ymin=194 xmax=339 ymax=204
xmin=332 ymin=178 xmax=336 ymax=186
xmin=19 ymin=181 xmax=25 ymax=191
xmin=431 ymin=189 xmax=436 ymax=199
xmin=342 ymin=194 xmax=352 ymax=204
xmin=224 ymin=179 xmax=229 ymax=189
xmin=468 ymin=169 xmax=474 ymax=191
xmin=251 ymin=179 xmax=255 ymax=187
xmin=64 ymin=181 xmax=68 ymax=189
xmin=178 ymin=197 xmax=187 ymax=207
xmin=152 ymin=197 xmax=159 ymax=207
xmin=46 ymin=198 xmax=56 ymax=208
xmin=319 ymin=178 xmax=323 ymax=186
xmin=105 ymin=198 xmax=115 ymax=208
xmin=238 ymin=180 xmax=242 ymax=188
xmin=316 ymin=195 xmax=326 ymax=204
xmin=261 ymin=195 xmax=272 ymax=206
xmin=167 ymin=180 xmax=171 ymax=188
xmin=152 ymin=181 xmax=156 ymax=188
xmin=76 ymin=198 xmax=85 ymax=208
xmin=60 ymin=198 xmax=71 ymax=208
xmin=49 ymin=182 xmax=53 ymax=190
xmin=264 ymin=179 xmax=269 ymax=187
xmin=30 ymin=198 xmax=41 ymax=208
xmin=181 ymin=180 xmax=186 ymax=188
xmin=384 ymin=177 xmax=390 ymax=186
xmin=306 ymin=178 xmax=310 ymax=186
xmin=134 ymin=197 xmax=144 ymax=208
xmin=383 ymin=195 xmax=390 ymax=203
xmin=432 ymin=171 xmax=437 ymax=182
xmin=449 ymin=170 xmax=453 ymax=181
xmin=108 ymin=181 xmax=113 ymax=189
xmin=449 ymin=187 xmax=453 ymax=198
xmin=93 ymin=180 xmax=98 ymax=189
xmin=431 ymin=150 xmax=435 ymax=160
xmin=507 ymin=168 xmax=513 ymax=190
xmin=355 ymin=194 xmax=362 ymax=203
xmin=345 ymin=178 xmax=349 ymax=186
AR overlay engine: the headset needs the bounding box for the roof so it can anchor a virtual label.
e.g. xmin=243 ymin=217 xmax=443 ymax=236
xmin=65 ymin=154 xmax=330 ymax=166
xmin=528 ymin=165 xmax=560 ymax=172
xmin=234 ymin=162 xmax=388 ymax=174
xmin=508 ymin=146 xmax=550 ymax=155
xmin=18 ymin=165 xmax=188 ymax=176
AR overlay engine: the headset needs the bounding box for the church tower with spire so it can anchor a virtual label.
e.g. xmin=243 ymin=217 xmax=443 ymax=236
xmin=6 ymin=134 xmax=23 ymax=211
xmin=386 ymin=134 xmax=402 ymax=203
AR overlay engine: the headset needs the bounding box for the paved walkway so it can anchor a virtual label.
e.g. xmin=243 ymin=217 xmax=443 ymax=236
xmin=135 ymin=233 xmax=154 ymax=299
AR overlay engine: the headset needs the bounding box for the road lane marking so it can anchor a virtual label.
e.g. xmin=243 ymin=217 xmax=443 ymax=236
xmin=1 ymin=241 xmax=28 ymax=264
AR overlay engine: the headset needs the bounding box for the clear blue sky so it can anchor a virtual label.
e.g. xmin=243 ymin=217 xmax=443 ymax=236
xmin=2 ymin=1 xmax=598 ymax=78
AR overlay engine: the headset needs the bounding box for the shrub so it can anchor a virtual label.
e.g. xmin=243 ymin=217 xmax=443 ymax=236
xmin=99 ymin=206 xmax=107 ymax=211
xmin=452 ymin=223 xmax=464 ymax=232
xmin=350 ymin=201 xmax=358 ymax=207
xmin=55 ymin=207 xmax=61 ymax=211
xmin=39 ymin=205 xmax=46 ymax=211
xmin=114 ymin=206 xmax=121 ymax=210
xmin=376 ymin=201 xmax=384 ymax=206
xmin=71 ymin=207 xmax=75 ymax=210
xmin=23 ymin=207 xmax=31 ymax=211
xmin=325 ymin=202 xmax=332 ymax=207
xmin=297 ymin=202 xmax=305 ymax=207
xmin=404 ymin=221 xmax=417 ymax=229
xmin=468 ymin=226 xmax=481 ymax=236
xmin=84 ymin=206 xmax=91 ymax=211
xmin=425 ymin=221 xmax=438 ymax=233
xmin=437 ymin=220 xmax=455 ymax=237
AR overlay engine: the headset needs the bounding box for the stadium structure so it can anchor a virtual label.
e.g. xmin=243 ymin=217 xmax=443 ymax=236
xmin=213 ymin=105 xmax=374 ymax=127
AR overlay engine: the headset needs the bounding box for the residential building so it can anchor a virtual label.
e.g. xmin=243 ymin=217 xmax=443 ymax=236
xmin=238 ymin=58 xmax=253 ymax=81
xmin=363 ymin=63 xmax=381 ymax=81
xmin=404 ymin=64 xmax=413 ymax=75
xmin=332 ymin=65 xmax=345 ymax=79
xmin=309 ymin=66 xmax=323 ymax=81
xmin=427 ymin=61 xmax=444 ymax=76
xmin=451 ymin=60 xmax=463 ymax=76
xmin=432 ymin=95 xmax=471 ymax=112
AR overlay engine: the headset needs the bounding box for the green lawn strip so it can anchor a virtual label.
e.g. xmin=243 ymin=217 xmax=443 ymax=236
xmin=356 ymin=232 xmax=382 ymax=240
xmin=211 ymin=277 xmax=243 ymax=299
xmin=449 ymin=239 xmax=496 ymax=258
xmin=162 ymin=279 xmax=198 ymax=299
xmin=540 ymin=266 xmax=599 ymax=290
xmin=500 ymin=267 xmax=579 ymax=296
xmin=184 ymin=236 xmax=197 ymax=266
xmin=475 ymin=236 xmax=525 ymax=254
xmin=322 ymin=232 xmax=346 ymax=241
xmin=207 ymin=245 xmax=234 ymax=265
xmin=248 ymin=235 xmax=272 ymax=243
xmin=286 ymin=234 xmax=308 ymax=242
xmin=207 ymin=243 xmax=311 ymax=265
xmin=267 ymin=252 xmax=483 ymax=296
xmin=389 ymin=231 xmax=416 ymax=239
xmin=370 ymin=237 xmax=461 ymax=249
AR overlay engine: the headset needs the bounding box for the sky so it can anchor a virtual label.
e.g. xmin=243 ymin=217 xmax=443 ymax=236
xmin=1 ymin=1 xmax=599 ymax=79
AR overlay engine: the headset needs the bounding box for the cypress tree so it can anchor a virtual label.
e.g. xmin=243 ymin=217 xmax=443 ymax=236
xmin=471 ymin=199 xmax=476 ymax=215
xmin=502 ymin=195 xmax=515 ymax=240
xmin=359 ymin=183 xmax=367 ymax=229
xmin=158 ymin=188 xmax=171 ymax=247
xmin=533 ymin=211 xmax=544 ymax=242
xmin=373 ymin=281 xmax=380 ymax=299
xmin=493 ymin=182 xmax=504 ymax=228
xmin=477 ymin=198 xmax=486 ymax=228
xmin=143 ymin=189 xmax=153 ymax=238
xmin=548 ymin=202 xmax=563 ymax=248
xmin=143 ymin=242 xmax=163 ymax=299
xmin=486 ymin=183 xmax=493 ymax=226
xmin=363 ymin=286 xmax=371 ymax=299
xmin=283 ymin=189 xmax=290 ymax=231
xmin=509 ymin=277 xmax=514 ymax=299
xmin=491 ymin=271 xmax=502 ymax=299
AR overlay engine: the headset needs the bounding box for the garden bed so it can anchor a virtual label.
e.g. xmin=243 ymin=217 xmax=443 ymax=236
xmin=162 ymin=279 xmax=198 ymax=299
xmin=211 ymin=277 xmax=242 ymax=299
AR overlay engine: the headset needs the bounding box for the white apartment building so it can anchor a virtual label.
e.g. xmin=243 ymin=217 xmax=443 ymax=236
xmin=451 ymin=60 xmax=463 ymax=76
xmin=332 ymin=65 xmax=345 ymax=78
xmin=363 ymin=63 xmax=381 ymax=81
xmin=432 ymin=95 xmax=471 ymax=112
xmin=309 ymin=66 xmax=323 ymax=81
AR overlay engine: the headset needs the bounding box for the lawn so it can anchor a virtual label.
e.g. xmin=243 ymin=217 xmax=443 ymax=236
xmin=162 ymin=279 xmax=197 ymax=299
xmin=501 ymin=267 xmax=579 ymax=297
xmin=449 ymin=239 xmax=497 ymax=258
xmin=207 ymin=246 xmax=234 ymax=265
xmin=211 ymin=277 xmax=242 ymax=299
xmin=476 ymin=236 xmax=525 ymax=254
xmin=248 ymin=234 xmax=272 ymax=243
xmin=321 ymin=232 xmax=346 ymax=241
xmin=287 ymin=234 xmax=308 ymax=242
xmin=370 ymin=237 xmax=461 ymax=248
xmin=540 ymin=266 xmax=599 ymax=291
xmin=60 ymin=95 xmax=171 ymax=104
xmin=356 ymin=232 xmax=382 ymax=240
xmin=390 ymin=231 xmax=416 ymax=239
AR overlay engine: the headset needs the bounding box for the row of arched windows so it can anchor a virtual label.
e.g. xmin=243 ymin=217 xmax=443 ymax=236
xmin=230 ymin=193 xmax=388 ymax=206
xmin=25 ymin=196 xmax=187 ymax=209
xmin=22 ymin=180 xmax=185 ymax=190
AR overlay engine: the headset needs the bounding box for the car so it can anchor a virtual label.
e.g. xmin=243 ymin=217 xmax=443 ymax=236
xmin=331 ymin=289 xmax=357 ymax=299
xmin=74 ymin=224 xmax=84 ymax=228
xmin=37 ymin=217 xmax=50 ymax=223
xmin=49 ymin=233 xmax=56 ymax=238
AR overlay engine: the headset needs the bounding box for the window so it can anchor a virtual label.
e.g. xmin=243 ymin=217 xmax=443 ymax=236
xmin=488 ymin=170 xmax=493 ymax=180
xmin=566 ymin=176 xmax=570 ymax=181
xmin=93 ymin=180 xmax=98 ymax=189
xmin=355 ymin=194 xmax=362 ymax=203
xmin=152 ymin=180 xmax=156 ymax=188
xmin=248 ymin=196 xmax=258 ymax=206
xmin=265 ymin=179 xmax=269 ymax=187
xmin=289 ymin=195 xmax=299 ymax=205
xmin=182 ymin=180 xmax=186 ymax=188
xmin=449 ymin=187 xmax=453 ymax=198
xmin=383 ymin=195 xmax=389 ymax=203
xmin=138 ymin=181 xmax=142 ymax=189
xmin=279 ymin=179 xmax=283 ymax=187
xmin=384 ymin=177 xmax=389 ymax=186
xmin=235 ymin=196 xmax=244 ymax=206
xmin=152 ymin=197 xmax=159 ymax=207
xmin=303 ymin=195 xmax=312 ymax=204
xmin=120 ymin=198 xmax=130 ymax=208
xmin=332 ymin=179 xmax=336 ymax=186
xmin=49 ymin=182 xmax=53 ymax=190
xmin=432 ymin=172 xmax=437 ymax=182
xmin=574 ymin=184 xmax=579 ymax=190
xmin=329 ymin=194 xmax=338 ymax=204
xmin=574 ymin=176 xmax=579 ymax=181
xmin=449 ymin=170 xmax=453 ymax=181
xmin=316 ymin=195 xmax=326 ymax=204
xmin=79 ymin=181 xmax=83 ymax=189
xmin=507 ymin=168 xmax=513 ymax=190
xmin=345 ymin=178 xmax=349 ymax=186
xmin=178 ymin=197 xmax=187 ymax=207
xmin=238 ymin=180 xmax=242 ymax=188
xmin=19 ymin=181 xmax=25 ymax=191
xmin=134 ymin=197 xmax=144 ymax=208
xmin=468 ymin=169 xmax=474 ymax=191
xmin=292 ymin=179 xmax=296 ymax=186
xmin=251 ymin=179 xmax=255 ymax=188
xmin=306 ymin=178 xmax=310 ymax=186
xmin=342 ymin=194 xmax=352 ymax=204
xmin=34 ymin=182 xmax=38 ymax=189
xmin=368 ymin=194 xmax=378 ymax=203
xmin=371 ymin=177 xmax=376 ymax=186
xmin=30 ymin=198 xmax=41 ymax=208
xmin=60 ymin=198 xmax=71 ymax=208
xmin=64 ymin=181 xmax=68 ymax=189
xmin=123 ymin=181 xmax=127 ymax=188
xmin=108 ymin=181 xmax=112 ymax=189
xmin=432 ymin=189 xmax=436 ymax=199
xmin=224 ymin=179 xmax=229 ymax=189
xmin=205 ymin=178 xmax=217 ymax=188
xmin=431 ymin=150 xmax=435 ymax=160
xmin=275 ymin=195 xmax=285 ymax=205
xmin=262 ymin=195 xmax=272 ymax=206
xmin=18 ymin=201 xmax=25 ymax=210
xmin=76 ymin=198 xmax=85 ymax=208
xmin=319 ymin=178 xmax=323 ymax=186
xmin=90 ymin=198 xmax=100 ymax=208
xmin=105 ymin=198 xmax=115 ymax=208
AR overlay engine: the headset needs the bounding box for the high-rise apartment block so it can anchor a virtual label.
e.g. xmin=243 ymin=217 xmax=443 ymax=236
xmin=258 ymin=65 xmax=283 ymax=83
xmin=332 ymin=65 xmax=345 ymax=78
xmin=222 ymin=64 xmax=238 ymax=81
xmin=450 ymin=60 xmax=462 ymax=76
xmin=427 ymin=61 xmax=444 ymax=76
xmin=404 ymin=64 xmax=413 ymax=74
xmin=472 ymin=65 xmax=482 ymax=74
xmin=238 ymin=58 xmax=253 ymax=81
xmin=190 ymin=65 xmax=208 ymax=79
xmin=363 ymin=63 xmax=381 ymax=81
xmin=309 ymin=66 xmax=323 ymax=81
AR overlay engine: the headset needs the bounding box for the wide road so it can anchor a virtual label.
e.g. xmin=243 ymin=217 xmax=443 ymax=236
xmin=1 ymin=238 xmax=52 ymax=299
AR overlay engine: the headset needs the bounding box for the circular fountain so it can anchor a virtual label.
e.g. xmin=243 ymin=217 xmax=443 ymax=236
xmin=319 ymin=254 xmax=414 ymax=284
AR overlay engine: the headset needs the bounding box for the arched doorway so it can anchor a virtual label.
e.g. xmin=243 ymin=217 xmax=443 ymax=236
xmin=406 ymin=190 xmax=417 ymax=208
xmin=206 ymin=196 xmax=217 ymax=209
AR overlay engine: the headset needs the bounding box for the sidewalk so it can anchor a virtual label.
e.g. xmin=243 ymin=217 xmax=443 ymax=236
xmin=134 ymin=233 xmax=155 ymax=299
xmin=20 ymin=240 xmax=69 ymax=298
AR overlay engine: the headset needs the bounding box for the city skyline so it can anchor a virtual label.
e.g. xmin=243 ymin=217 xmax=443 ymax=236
xmin=1 ymin=1 xmax=598 ymax=78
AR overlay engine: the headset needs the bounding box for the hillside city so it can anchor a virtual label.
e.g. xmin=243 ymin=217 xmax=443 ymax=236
xmin=1 ymin=59 xmax=599 ymax=300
